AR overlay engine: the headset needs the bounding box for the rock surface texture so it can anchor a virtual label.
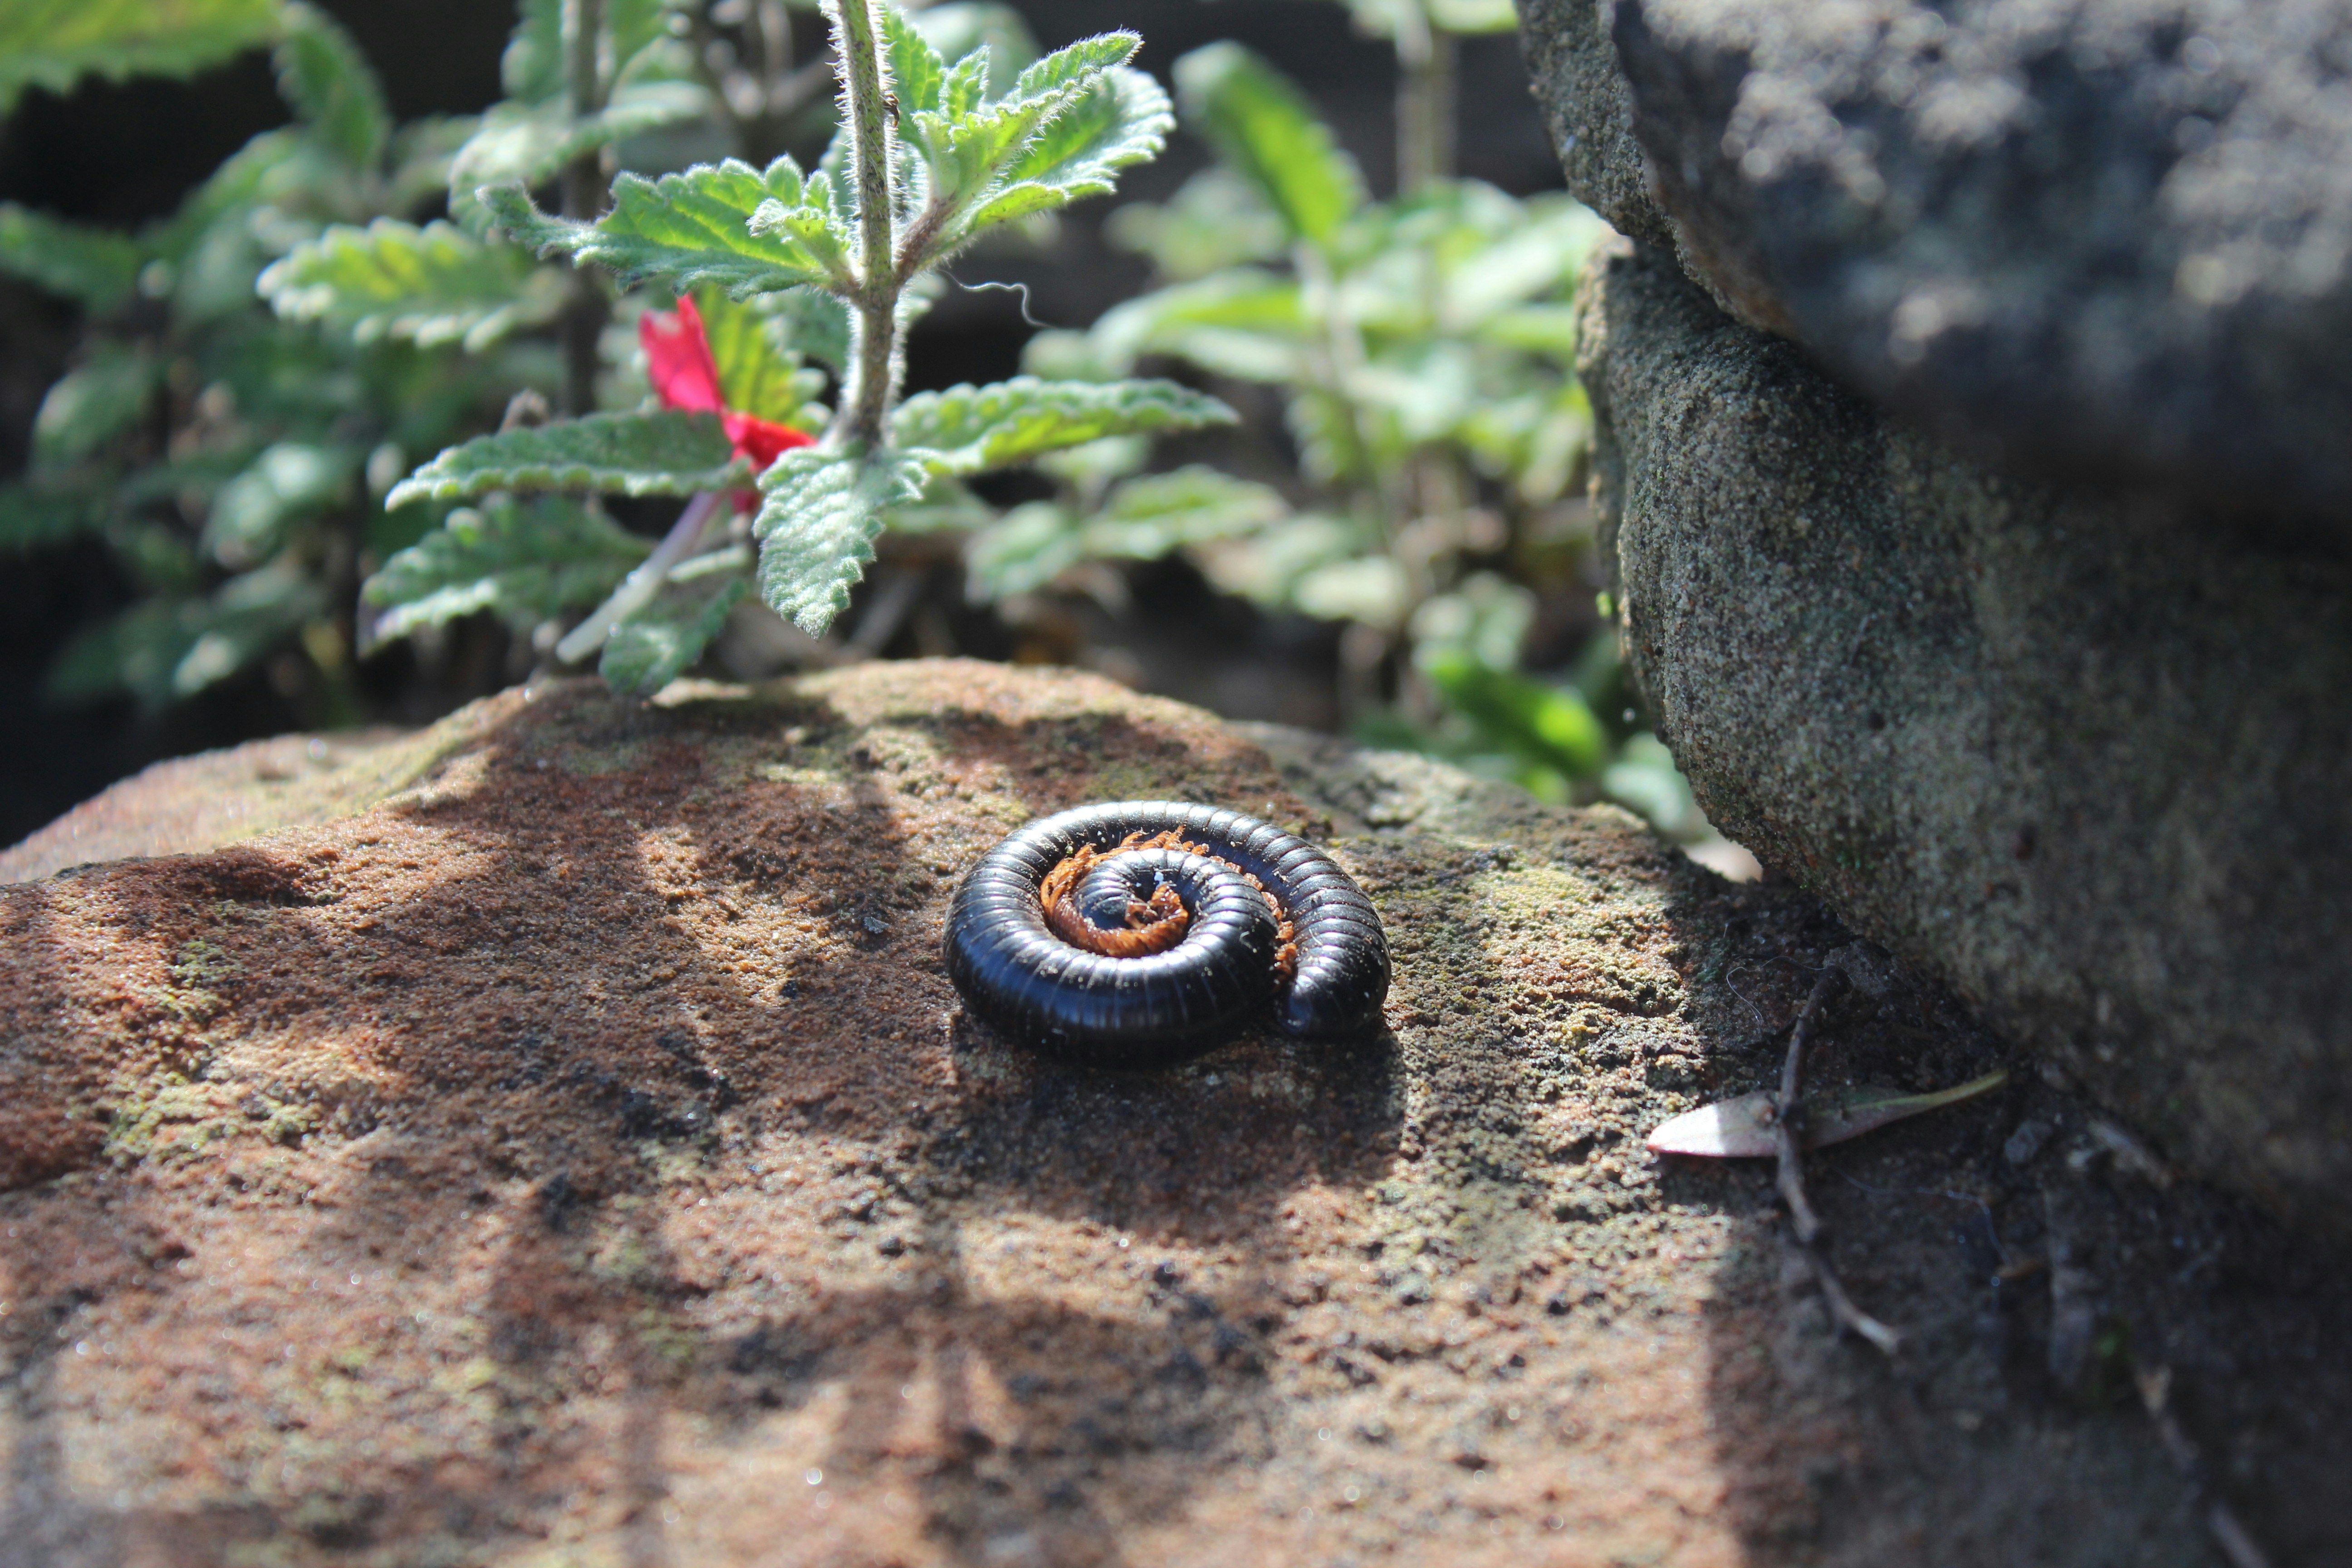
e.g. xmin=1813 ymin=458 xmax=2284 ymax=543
xmin=1526 ymin=0 xmax=2352 ymax=524
xmin=4 ymin=661 xmax=2347 ymax=1565
xmin=1575 ymin=239 xmax=2352 ymax=1238
xmin=1524 ymin=0 xmax=2352 ymax=1235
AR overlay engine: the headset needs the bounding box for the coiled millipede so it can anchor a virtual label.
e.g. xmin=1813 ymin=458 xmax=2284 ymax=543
xmin=943 ymin=801 xmax=1390 ymax=1066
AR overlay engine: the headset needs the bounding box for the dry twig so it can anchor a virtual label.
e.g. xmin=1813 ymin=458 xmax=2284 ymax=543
xmin=1774 ymin=960 xmax=1902 ymax=1355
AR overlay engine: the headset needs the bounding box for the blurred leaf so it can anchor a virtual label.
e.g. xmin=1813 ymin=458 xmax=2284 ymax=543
xmin=275 ymin=2 xmax=391 ymax=170
xmin=0 ymin=478 xmax=110 ymax=553
xmin=881 ymin=471 xmax=995 ymax=535
xmin=599 ymin=544 xmax=750 ymax=694
xmin=1647 ymin=1071 xmax=2010 ymax=1159
xmin=50 ymin=558 xmax=327 ymax=706
xmin=203 ymin=441 xmax=358 ymax=566
xmin=891 ymin=377 xmax=1233 ymax=478
xmin=1173 ymin=43 xmax=1363 ymax=248
xmin=0 ymin=204 xmax=143 ymax=311
xmin=389 ymin=411 xmax=748 ymax=508
xmin=1198 ymin=512 xmax=1362 ymax=608
xmin=750 ymin=448 xmax=929 ymax=634
xmin=1292 ymin=555 xmax=1407 ymax=626
xmin=499 ymin=0 xmax=681 ymax=104
xmin=756 ymin=286 xmax=853 ymax=375
xmin=1090 ymin=270 xmax=1307 ymax=381
xmin=1602 ymin=732 xmax=1709 ymax=841
xmin=1408 ymin=572 xmax=1534 ymax=672
xmin=364 ymin=495 xmax=649 ymax=641
xmin=966 ymin=501 xmax=1078 ymax=599
xmin=0 ymin=0 xmax=279 ymax=114
xmin=33 ymin=345 xmax=160 ymax=468
xmin=1079 ymin=466 xmax=1287 ymax=557
xmin=1424 ymin=0 xmax=1521 ymax=32
xmin=1105 ymin=167 xmax=1287 ymax=281
xmin=486 ymin=156 xmax=849 ymax=297
xmin=260 ymin=218 xmax=570 ymax=350
xmin=1421 ymin=648 xmax=1607 ymax=780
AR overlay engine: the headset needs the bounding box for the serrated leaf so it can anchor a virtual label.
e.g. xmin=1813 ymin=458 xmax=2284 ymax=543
xmin=959 ymin=67 xmax=1173 ymax=237
xmin=1646 ymin=1071 xmax=2012 ymax=1159
xmin=275 ymin=3 xmax=390 ymax=169
xmin=0 ymin=0 xmax=279 ymax=114
xmin=364 ymin=495 xmax=650 ymax=642
xmin=1007 ymin=31 xmax=1139 ymax=101
xmin=750 ymin=449 xmax=929 ymax=634
xmin=259 ymin=219 xmax=570 ymax=351
xmin=485 ymin=155 xmax=848 ymax=298
xmin=451 ymin=80 xmax=711 ymax=210
xmin=884 ymin=5 xmax=947 ymax=116
xmin=33 ymin=345 xmax=160 ymax=468
xmin=599 ymin=544 xmax=750 ymax=694
xmin=1174 ymin=42 xmax=1363 ymax=248
xmin=890 ymin=377 xmax=1233 ymax=478
xmin=759 ymin=286 xmax=853 ymax=374
xmin=0 ymin=204 xmax=144 ymax=311
xmin=388 ymin=411 xmax=748 ymax=508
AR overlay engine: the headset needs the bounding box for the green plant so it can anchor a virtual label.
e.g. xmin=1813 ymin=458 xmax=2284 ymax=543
xmin=963 ymin=32 xmax=1657 ymax=812
xmin=0 ymin=2 xmax=555 ymax=713
xmin=338 ymin=0 xmax=1230 ymax=692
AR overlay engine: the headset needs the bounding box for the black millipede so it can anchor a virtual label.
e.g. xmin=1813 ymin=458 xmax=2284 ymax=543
xmin=943 ymin=801 xmax=1390 ymax=1067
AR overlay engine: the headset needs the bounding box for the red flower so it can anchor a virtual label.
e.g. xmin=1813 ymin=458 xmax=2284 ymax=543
xmin=640 ymin=295 xmax=815 ymax=502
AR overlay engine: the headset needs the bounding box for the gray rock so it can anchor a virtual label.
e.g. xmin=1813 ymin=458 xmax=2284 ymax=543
xmin=1523 ymin=0 xmax=2352 ymax=527
xmin=1576 ymin=236 xmax=2352 ymax=1236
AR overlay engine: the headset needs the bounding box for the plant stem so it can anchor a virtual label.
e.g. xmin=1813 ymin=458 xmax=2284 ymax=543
xmin=1393 ymin=7 xmax=1456 ymax=192
xmin=556 ymin=491 xmax=723 ymax=665
xmin=829 ymin=0 xmax=901 ymax=450
xmin=559 ymin=0 xmax=611 ymax=416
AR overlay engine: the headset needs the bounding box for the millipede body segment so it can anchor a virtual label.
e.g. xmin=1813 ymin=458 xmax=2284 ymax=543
xmin=944 ymin=801 xmax=1390 ymax=1066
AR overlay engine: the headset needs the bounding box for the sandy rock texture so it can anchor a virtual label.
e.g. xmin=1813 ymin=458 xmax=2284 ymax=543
xmin=1523 ymin=0 xmax=2352 ymax=525
xmin=2 ymin=661 xmax=2347 ymax=1567
xmin=1577 ymin=237 xmax=2352 ymax=1240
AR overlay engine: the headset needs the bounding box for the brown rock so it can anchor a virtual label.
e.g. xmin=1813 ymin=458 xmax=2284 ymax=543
xmin=1 ymin=660 xmax=2344 ymax=1565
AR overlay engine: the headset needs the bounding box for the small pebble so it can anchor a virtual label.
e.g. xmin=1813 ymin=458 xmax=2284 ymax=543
xmin=2004 ymin=1118 xmax=2052 ymax=1166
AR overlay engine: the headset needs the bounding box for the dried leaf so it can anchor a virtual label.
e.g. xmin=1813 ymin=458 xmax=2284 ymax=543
xmin=1646 ymin=1069 xmax=2009 ymax=1158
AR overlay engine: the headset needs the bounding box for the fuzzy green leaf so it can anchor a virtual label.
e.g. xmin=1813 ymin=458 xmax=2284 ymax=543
xmin=890 ymin=377 xmax=1234 ymax=478
xmin=599 ymin=545 xmax=749 ymax=694
xmin=911 ymin=3 xmax=1037 ymax=99
xmin=260 ymin=219 xmax=569 ymax=350
xmin=501 ymin=0 xmax=680 ymax=103
xmin=0 ymin=0 xmax=279 ymax=113
xmin=365 ymin=495 xmax=650 ymax=642
xmin=884 ymin=5 xmax=947 ymax=116
xmin=33 ymin=345 xmax=161 ymax=468
xmin=388 ymin=411 xmax=749 ymax=508
xmin=1174 ymin=42 xmax=1364 ymax=248
xmin=958 ymin=67 xmax=1173 ymax=237
xmin=750 ymin=449 xmax=929 ymax=634
xmin=900 ymin=31 xmax=1145 ymax=259
xmin=0 ymin=204 xmax=144 ymax=311
xmin=485 ymin=156 xmax=849 ymax=297
xmin=274 ymin=3 xmax=390 ymax=169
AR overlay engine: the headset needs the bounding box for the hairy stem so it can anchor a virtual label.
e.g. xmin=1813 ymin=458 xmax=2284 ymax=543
xmin=555 ymin=491 xmax=723 ymax=665
xmin=559 ymin=0 xmax=611 ymax=416
xmin=830 ymin=0 xmax=901 ymax=450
